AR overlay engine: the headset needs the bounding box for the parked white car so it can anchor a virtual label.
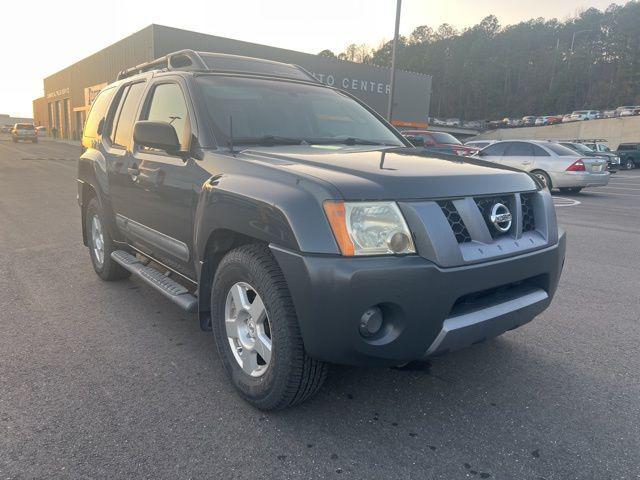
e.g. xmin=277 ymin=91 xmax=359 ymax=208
xmin=617 ymin=106 xmax=640 ymax=117
xmin=477 ymin=140 xmax=609 ymax=193
xmin=569 ymin=110 xmax=601 ymax=121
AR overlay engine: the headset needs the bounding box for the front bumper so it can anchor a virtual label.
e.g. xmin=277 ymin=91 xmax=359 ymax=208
xmin=551 ymin=171 xmax=610 ymax=188
xmin=271 ymin=231 xmax=566 ymax=367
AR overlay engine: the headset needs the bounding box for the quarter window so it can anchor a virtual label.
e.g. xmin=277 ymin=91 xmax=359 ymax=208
xmin=84 ymin=87 xmax=115 ymax=138
xmin=143 ymin=83 xmax=190 ymax=150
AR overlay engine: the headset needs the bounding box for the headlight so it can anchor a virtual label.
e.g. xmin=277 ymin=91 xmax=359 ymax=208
xmin=323 ymin=201 xmax=416 ymax=256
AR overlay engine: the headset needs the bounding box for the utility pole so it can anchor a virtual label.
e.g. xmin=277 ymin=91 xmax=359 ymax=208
xmin=387 ymin=0 xmax=402 ymax=122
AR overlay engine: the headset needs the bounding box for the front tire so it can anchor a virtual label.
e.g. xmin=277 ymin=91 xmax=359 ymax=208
xmin=624 ymin=158 xmax=635 ymax=170
xmin=211 ymin=244 xmax=328 ymax=410
xmin=85 ymin=197 xmax=130 ymax=281
xmin=559 ymin=187 xmax=583 ymax=194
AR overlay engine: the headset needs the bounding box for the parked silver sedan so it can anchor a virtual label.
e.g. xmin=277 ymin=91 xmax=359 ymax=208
xmin=476 ymin=140 xmax=609 ymax=193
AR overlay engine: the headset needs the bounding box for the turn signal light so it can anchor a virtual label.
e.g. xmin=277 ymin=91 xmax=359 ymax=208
xmin=566 ymin=159 xmax=586 ymax=172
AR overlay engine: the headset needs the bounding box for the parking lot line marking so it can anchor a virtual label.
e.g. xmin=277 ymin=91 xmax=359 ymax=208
xmin=586 ymin=190 xmax=640 ymax=197
xmin=552 ymin=197 xmax=581 ymax=207
xmin=598 ymin=184 xmax=640 ymax=191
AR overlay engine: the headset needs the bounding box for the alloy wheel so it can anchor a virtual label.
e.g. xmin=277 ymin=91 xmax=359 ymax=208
xmin=91 ymin=215 xmax=105 ymax=267
xmin=225 ymin=282 xmax=272 ymax=377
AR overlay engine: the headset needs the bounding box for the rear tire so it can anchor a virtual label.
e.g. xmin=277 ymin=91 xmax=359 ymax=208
xmin=85 ymin=197 xmax=130 ymax=281
xmin=624 ymin=158 xmax=635 ymax=170
xmin=532 ymin=170 xmax=552 ymax=191
xmin=559 ymin=187 xmax=583 ymax=194
xmin=211 ymin=244 xmax=328 ymax=410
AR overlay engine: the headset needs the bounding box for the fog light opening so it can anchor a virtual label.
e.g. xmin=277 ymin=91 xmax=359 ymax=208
xmin=387 ymin=231 xmax=412 ymax=254
xmin=359 ymin=307 xmax=384 ymax=338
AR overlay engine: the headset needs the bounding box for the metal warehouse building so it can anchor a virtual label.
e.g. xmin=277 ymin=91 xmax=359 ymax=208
xmin=33 ymin=24 xmax=432 ymax=140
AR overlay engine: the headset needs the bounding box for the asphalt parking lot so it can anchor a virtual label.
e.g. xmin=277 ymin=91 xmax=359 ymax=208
xmin=1 ymin=137 xmax=638 ymax=480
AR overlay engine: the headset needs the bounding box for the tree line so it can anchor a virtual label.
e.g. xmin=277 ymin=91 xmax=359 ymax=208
xmin=318 ymin=2 xmax=640 ymax=121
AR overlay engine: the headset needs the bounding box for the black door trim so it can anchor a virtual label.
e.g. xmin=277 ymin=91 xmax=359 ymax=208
xmin=115 ymin=214 xmax=190 ymax=262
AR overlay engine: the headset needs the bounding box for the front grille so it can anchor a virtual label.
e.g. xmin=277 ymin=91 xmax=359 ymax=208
xmin=438 ymin=200 xmax=472 ymax=243
xmin=521 ymin=193 xmax=536 ymax=232
xmin=475 ymin=195 xmax=514 ymax=238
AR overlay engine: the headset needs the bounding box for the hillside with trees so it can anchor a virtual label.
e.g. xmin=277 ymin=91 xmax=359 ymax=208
xmin=318 ymin=2 xmax=640 ymax=120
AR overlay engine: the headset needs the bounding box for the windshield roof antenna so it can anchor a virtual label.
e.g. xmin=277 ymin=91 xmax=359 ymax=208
xmin=228 ymin=115 xmax=236 ymax=155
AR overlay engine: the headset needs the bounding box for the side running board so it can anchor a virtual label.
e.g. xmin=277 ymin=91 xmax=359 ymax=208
xmin=111 ymin=250 xmax=197 ymax=313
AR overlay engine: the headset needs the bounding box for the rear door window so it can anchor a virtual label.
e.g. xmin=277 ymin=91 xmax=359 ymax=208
xmin=532 ymin=144 xmax=550 ymax=156
xmin=84 ymin=87 xmax=115 ymax=138
xmin=111 ymin=82 xmax=146 ymax=150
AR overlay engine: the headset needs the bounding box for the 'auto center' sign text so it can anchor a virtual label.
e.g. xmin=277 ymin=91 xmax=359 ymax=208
xmin=310 ymin=72 xmax=391 ymax=95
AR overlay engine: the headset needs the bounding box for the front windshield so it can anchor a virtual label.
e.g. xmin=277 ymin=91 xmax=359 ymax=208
xmin=195 ymin=76 xmax=404 ymax=146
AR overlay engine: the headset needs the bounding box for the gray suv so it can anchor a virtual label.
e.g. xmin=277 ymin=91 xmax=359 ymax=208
xmin=78 ymin=50 xmax=566 ymax=409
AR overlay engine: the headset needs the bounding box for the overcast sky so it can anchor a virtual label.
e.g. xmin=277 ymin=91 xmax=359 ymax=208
xmin=0 ymin=0 xmax=616 ymax=117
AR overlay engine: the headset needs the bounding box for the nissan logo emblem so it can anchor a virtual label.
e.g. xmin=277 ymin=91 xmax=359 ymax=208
xmin=490 ymin=203 xmax=512 ymax=233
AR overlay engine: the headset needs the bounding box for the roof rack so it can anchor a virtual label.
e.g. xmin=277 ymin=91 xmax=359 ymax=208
xmin=117 ymin=49 xmax=319 ymax=83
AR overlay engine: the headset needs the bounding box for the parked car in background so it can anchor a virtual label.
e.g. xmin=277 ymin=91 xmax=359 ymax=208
xmin=562 ymin=114 xmax=573 ymax=123
xmin=477 ymin=140 xmax=609 ymax=193
xmin=11 ymin=123 xmax=37 ymax=143
xmin=35 ymin=126 xmax=47 ymax=137
xmin=403 ymin=130 xmax=480 ymax=156
xmin=464 ymin=120 xmax=484 ymax=129
xmin=444 ymin=118 xmax=462 ymax=127
xmin=615 ymin=143 xmax=640 ymax=169
xmin=570 ymin=110 xmax=601 ymax=121
xmin=618 ymin=106 xmax=640 ymax=117
xmin=578 ymin=139 xmax=611 ymax=154
xmin=615 ymin=106 xmax=638 ymax=117
xmin=522 ymin=116 xmax=537 ymax=127
xmin=0 ymin=125 xmax=12 ymax=134
xmin=537 ymin=115 xmax=563 ymax=126
xmin=503 ymin=118 xmax=523 ymax=128
xmin=487 ymin=120 xmax=502 ymax=130
xmin=555 ymin=141 xmax=619 ymax=173
xmin=601 ymin=110 xmax=617 ymax=118
xmin=569 ymin=139 xmax=620 ymax=172
xmin=464 ymin=139 xmax=498 ymax=149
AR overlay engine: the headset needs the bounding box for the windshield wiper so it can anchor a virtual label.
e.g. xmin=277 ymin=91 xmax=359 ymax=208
xmin=313 ymin=137 xmax=392 ymax=146
xmin=235 ymin=135 xmax=305 ymax=146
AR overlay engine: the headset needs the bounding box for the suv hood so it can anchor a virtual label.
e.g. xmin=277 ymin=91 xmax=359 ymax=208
xmin=241 ymin=146 xmax=537 ymax=200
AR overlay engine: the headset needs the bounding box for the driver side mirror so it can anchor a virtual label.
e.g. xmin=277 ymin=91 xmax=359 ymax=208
xmin=134 ymin=121 xmax=181 ymax=156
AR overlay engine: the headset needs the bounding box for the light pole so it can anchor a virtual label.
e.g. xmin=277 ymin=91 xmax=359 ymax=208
xmin=386 ymin=0 xmax=402 ymax=122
